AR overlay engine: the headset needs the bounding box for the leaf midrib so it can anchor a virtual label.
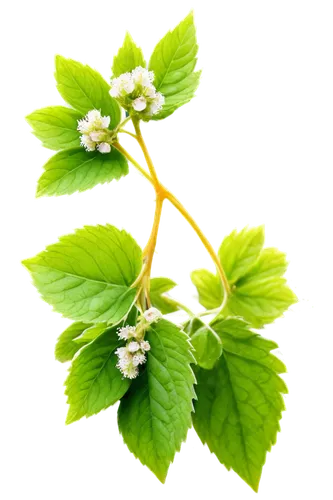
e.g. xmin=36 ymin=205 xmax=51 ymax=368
xmin=31 ymin=262 xmax=130 ymax=289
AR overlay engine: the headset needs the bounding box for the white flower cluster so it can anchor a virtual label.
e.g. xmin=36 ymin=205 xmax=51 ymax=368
xmin=116 ymin=328 xmax=150 ymax=380
xmin=110 ymin=67 xmax=165 ymax=118
xmin=115 ymin=307 xmax=163 ymax=379
xmin=77 ymin=110 xmax=112 ymax=153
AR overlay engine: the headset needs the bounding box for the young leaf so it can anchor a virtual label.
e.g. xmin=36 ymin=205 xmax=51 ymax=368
xmin=193 ymin=317 xmax=287 ymax=492
xmin=55 ymin=321 xmax=91 ymax=362
xmin=150 ymin=277 xmax=178 ymax=314
xmin=23 ymin=225 xmax=142 ymax=324
xmin=112 ymin=32 xmax=146 ymax=77
xmin=118 ymin=319 xmax=196 ymax=483
xmin=65 ymin=326 xmax=130 ymax=424
xmin=228 ymin=274 xmax=297 ymax=328
xmin=218 ymin=226 xmax=265 ymax=283
xmin=149 ymin=12 xmax=200 ymax=120
xmin=36 ymin=147 xmax=128 ymax=197
xmin=74 ymin=323 xmax=107 ymax=344
xmin=191 ymin=324 xmax=222 ymax=370
xmin=190 ymin=269 xmax=222 ymax=309
xmin=55 ymin=56 xmax=121 ymax=127
xmin=26 ymin=106 xmax=82 ymax=150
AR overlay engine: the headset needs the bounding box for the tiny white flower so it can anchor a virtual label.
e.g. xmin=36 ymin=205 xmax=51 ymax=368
xmin=117 ymin=325 xmax=136 ymax=340
xmin=127 ymin=341 xmax=140 ymax=353
xmin=150 ymin=93 xmax=165 ymax=115
xmin=143 ymin=307 xmax=162 ymax=323
xmin=115 ymin=347 xmax=129 ymax=359
xmin=97 ymin=142 xmax=111 ymax=153
xmin=101 ymin=115 xmax=110 ymax=128
xmin=87 ymin=109 xmax=102 ymax=122
xmin=77 ymin=119 xmax=91 ymax=134
xmin=110 ymin=84 xmax=120 ymax=98
xmin=80 ymin=134 xmax=96 ymax=151
xmin=140 ymin=340 xmax=151 ymax=352
xmin=132 ymin=67 xmax=154 ymax=87
xmin=90 ymin=130 xmax=106 ymax=142
xmin=132 ymin=352 xmax=146 ymax=366
xmin=144 ymin=86 xmax=156 ymax=98
xmin=132 ymin=96 xmax=147 ymax=111
xmin=122 ymin=363 xmax=139 ymax=379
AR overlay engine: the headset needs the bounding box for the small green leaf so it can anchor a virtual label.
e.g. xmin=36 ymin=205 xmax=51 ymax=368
xmin=228 ymin=274 xmax=297 ymax=328
xmin=55 ymin=55 xmax=121 ymax=127
xmin=190 ymin=269 xmax=222 ymax=309
xmin=26 ymin=106 xmax=82 ymax=150
xmin=23 ymin=224 xmax=142 ymax=324
xmin=55 ymin=321 xmax=91 ymax=362
xmin=150 ymin=277 xmax=178 ymax=314
xmin=36 ymin=147 xmax=128 ymax=197
xmin=191 ymin=324 xmax=222 ymax=370
xmin=149 ymin=12 xmax=200 ymax=120
xmin=118 ymin=319 xmax=196 ymax=483
xmin=218 ymin=226 xmax=265 ymax=283
xmin=65 ymin=326 xmax=130 ymax=424
xmin=74 ymin=323 xmax=107 ymax=344
xmin=193 ymin=317 xmax=287 ymax=492
xmin=112 ymin=32 xmax=146 ymax=77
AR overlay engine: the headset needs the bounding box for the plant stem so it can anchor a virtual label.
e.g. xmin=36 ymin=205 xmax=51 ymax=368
xmin=132 ymin=119 xmax=160 ymax=185
xmin=113 ymin=143 xmax=152 ymax=182
xmin=143 ymin=191 xmax=164 ymax=307
xmin=163 ymin=189 xmax=230 ymax=295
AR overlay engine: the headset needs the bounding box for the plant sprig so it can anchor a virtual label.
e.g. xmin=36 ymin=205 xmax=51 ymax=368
xmin=23 ymin=11 xmax=297 ymax=492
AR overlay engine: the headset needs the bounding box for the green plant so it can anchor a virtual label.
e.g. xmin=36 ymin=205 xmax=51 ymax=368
xmin=23 ymin=12 xmax=297 ymax=492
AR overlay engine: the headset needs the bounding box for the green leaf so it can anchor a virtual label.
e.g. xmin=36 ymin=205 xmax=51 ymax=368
xmin=218 ymin=226 xmax=265 ymax=283
xmin=149 ymin=12 xmax=200 ymax=120
xmin=193 ymin=317 xmax=287 ymax=492
xmin=190 ymin=269 xmax=222 ymax=309
xmin=23 ymin=224 xmax=142 ymax=324
xmin=74 ymin=323 xmax=107 ymax=344
xmin=55 ymin=55 xmax=121 ymax=127
xmin=191 ymin=323 xmax=222 ymax=370
xmin=55 ymin=321 xmax=91 ymax=362
xmin=26 ymin=106 xmax=82 ymax=151
xmin=150 ymin=277 xmax=178 ymax=314
xmin=36 ymin=147 xmax=128 ymax=197
xmin=112 ymin=32 xmax=146 ymax=77
xmin=118 ymin=319 xmax=196 ymax=483
xmin=228 ymin=275 xmax=297 ymax=328
xmin=65 ymin=326 xmax=130 ymax=424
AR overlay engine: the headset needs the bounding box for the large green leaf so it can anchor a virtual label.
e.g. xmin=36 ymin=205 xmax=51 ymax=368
xmin=193 ymin=317 xmax=287 ymax=492
xmin=112 ymin=32 xmax=146 ymax=77
xmin=26 ymin=106 xmax=82 ymax=151
xmin=23 ymin=225 xmax=142 ymax=324
xmin=149 ymin=12 xmax=200 ymax=120
xmin=55 ymin=56 xmax=121 ymax=127
xmin=218 ymin=226 xmax=265 ymax=283
xmin=65 ymin=326 xmax=130 ymax=424
xmin=150 ymin=277 xmax=178 ymax=314
xmin=118 ymin=319 xmax=196 ymax=483
xmin=190 ymin=269 xmax=222 ymax=309
xmin=55 ymin=321 xmax=91 ymax=362
xmin=36 ymin=147 xmax=128 ymax=197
